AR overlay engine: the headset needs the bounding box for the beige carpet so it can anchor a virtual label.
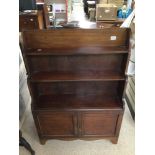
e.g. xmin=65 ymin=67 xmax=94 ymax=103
xmin=19 ymin=103 xmax=135 ymax=155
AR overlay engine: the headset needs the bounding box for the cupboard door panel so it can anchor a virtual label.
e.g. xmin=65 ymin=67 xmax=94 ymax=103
xmin=81 ymin=112 xmax=118 ymax=136
xmin=37 ymin=112 xmax=77 ymax=136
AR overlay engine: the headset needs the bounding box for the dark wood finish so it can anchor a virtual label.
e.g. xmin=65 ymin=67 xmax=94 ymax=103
xmin=22 ymin=28 xmax=129 ymax=48
xmin=81 ymin=112 xmax=119 ymax=136
xmin=21 ymin=28 xmax=130 ymax=144
xmin=42 ymin=4 xmax=51 ymax=29
xmin=40 ymin=138 xmax=46 ymax=145
xmin=115 ymin=112 xmax=124 ymax=137
xmin=32 ymin=109 xmax=123 ymax=144
xmin=26 ymin=54 xmax=127 ymax=76
xmin=19 ymin=10 xmax=44 ymax=31
xmin=33 ymin=94 xmax=123 ymax=109
xmin=96 ymin=19 xmax=124 ymax=29
xmin=28 ymin=80 xmax=125 ymax=100
xmin=24 ymin=46 xmax=128 ymax=55
xmin=29 ymin=71 xmax=125 ymax=82
xmin=36 ymin=3 xmax=51 ymax=29
xmin=111 ymin=137 xmax=118 ymax=144
xmin=36 ymin=112 xmax=77 ymax=136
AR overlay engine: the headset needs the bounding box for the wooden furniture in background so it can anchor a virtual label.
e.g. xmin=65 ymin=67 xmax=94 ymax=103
xmin=21 ymin=28 xmax=130 ymax=145
xmin=96 ymin=19 xmax=124 ymax=28
xmin=42 ymin=4 xmax=51 ymax=28
xmin=19 ymin=10 xmax=44 ymax=31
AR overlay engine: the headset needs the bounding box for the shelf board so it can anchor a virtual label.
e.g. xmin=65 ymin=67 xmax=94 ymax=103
xmin=55 ymin=12 xmax=66 ymax=14
xmin=34 ymin=94 xmax=123 ymax=110
xmin=25 ymin=46 xmax=128 ymax=56
xmin=96 ymin=19 xmax=125 ymax=23
xmin=30 ymin=71 xmax=125 ymax=82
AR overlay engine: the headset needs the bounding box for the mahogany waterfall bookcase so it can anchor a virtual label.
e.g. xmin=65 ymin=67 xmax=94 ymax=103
xmin=21 ymin=28 xmax=130 ymax=144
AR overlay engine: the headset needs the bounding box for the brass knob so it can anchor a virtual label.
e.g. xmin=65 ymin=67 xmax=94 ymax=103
xmin=30 ymin=18 xmax=34 ymax=21
xmin=37 ymin=49 xmax=42 ymax=52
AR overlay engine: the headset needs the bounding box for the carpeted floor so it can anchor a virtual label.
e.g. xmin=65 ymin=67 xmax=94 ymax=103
xmin=19 ymin=103 xmax=135 ymax=155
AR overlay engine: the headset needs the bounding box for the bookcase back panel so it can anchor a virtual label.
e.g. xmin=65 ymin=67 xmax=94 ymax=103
xmin=23 ymin=28 xmax=129 ymax=48
xmin=27 ymin=54 xmax=126 ymax=74
xmin=31 ymin=81 xmax=124 ymax=96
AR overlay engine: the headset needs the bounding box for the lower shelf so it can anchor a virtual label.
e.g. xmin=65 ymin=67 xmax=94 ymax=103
xmin=33 ymin=94 xmax=123 ymax=110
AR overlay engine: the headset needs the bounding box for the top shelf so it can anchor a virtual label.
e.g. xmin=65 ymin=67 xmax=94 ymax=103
xmin=25 ymin=46 xmax=128 ymax=56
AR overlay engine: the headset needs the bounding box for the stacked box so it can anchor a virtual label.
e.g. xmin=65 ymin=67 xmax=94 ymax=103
xmin=108 ymin=0 xmax=124 ymax=8
xmin=99 ymin=0 xmax=124 ymax=8
xmin=99 ymin=0 xmax=108 ymax=4
xmin=96 ymin=4 xmax=117 ymax=20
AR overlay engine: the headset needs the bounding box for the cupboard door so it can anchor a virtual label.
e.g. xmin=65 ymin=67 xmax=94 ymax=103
xmin=81 ymin=112 xmax=119 ymax=136
xmin=36 ymin=112 xmax=77 ymax=137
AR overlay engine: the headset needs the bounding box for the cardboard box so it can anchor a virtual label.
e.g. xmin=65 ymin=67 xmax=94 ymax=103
xmin=108 ymin=0 xmax=124 ymax=8
xmin=99 ymin=0 xmax=124 ymax=8
xmin=96 ymin=4 xmax=117 ymax=20
xmin=99 ymin=0 xmax=108 ymax=4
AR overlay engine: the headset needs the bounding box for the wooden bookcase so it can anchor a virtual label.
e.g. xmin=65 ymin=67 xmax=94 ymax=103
xmin=21 ymin=28 xmax=130 ymax=145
